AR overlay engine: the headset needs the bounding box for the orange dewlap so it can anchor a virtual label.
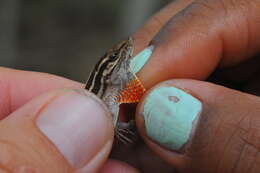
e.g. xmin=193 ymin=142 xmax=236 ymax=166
xmin=117 ymin=77 xmax=146 ymax=104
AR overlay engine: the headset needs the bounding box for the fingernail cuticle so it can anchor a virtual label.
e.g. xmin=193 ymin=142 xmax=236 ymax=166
xmin=142 ymin=86 xmax=202 ymax=151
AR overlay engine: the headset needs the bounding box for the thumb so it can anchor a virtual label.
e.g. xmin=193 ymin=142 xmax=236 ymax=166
xmin=0 ymin=89 xmax=114 ymax=173
xmin=136 ymin=79 xmax=260 ymax=173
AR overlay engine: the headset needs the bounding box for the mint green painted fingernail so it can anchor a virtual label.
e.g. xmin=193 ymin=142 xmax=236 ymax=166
xmin=142 ymin=86 xmax=202 ymax=151
xmin=130 ymin=45 xmax=154 ymax=74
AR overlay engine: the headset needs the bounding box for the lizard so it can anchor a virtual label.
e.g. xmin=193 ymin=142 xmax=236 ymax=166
xmin=85 ymin=37 xmax=146 ymax=143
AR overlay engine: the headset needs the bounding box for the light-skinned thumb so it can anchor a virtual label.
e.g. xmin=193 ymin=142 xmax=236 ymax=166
xmin=0 ymin=89 xmax=114 ymax=173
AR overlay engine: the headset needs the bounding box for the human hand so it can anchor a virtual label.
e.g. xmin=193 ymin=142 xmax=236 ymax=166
xmin=0 ymin=67 xmax=139 ymax=173
xmin=2 ymin=0 xmax=260 ymax=171
xmin=128 ymin=0 xmax=260 ymax=172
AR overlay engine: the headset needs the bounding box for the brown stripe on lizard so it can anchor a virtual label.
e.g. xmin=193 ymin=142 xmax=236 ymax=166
xmin=85 ymin=37 xmax=145 ymax=143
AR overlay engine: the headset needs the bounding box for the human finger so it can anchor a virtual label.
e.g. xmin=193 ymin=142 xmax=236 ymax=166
xmin=0 ymin=88 xmax=114 ymax=173
xmin=99 ymin=160 xmax=140 ymax=173
xmin=0 ymin=67 xmax=82 ymax=119
xmin=131 ymin=0 xmax=260 ymax=88
xmin=136 ymin=79 xmax=260 ymax=173
xmin=133 ymin=0 xmax=194 ymax=53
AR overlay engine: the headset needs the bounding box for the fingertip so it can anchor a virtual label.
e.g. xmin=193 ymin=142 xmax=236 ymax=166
xmin=35 ymin=89 xmax=114 ymax=169
xmin=76 ymin=141 xmax=113 ymax=173
xmin=1 ymin=88 xmax=114 ymax=172
xmin=99 ymin=160 xmax=140 ymax=173
xmin=136 ymin=79 xmax=260 ymax=172
xmin=136 ymin=111 xmax=187 ymax=169
xmin=135 ymin=80 xmax=201 ymax=169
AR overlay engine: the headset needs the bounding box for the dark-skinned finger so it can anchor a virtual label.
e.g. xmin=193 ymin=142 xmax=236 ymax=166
xmin=133 ymin=0 xmax=260 ymax=88
xmin=136 ymin=79 xmax=260 ymax=173
xmin=133 ymin=0 xmax=194 ymax=54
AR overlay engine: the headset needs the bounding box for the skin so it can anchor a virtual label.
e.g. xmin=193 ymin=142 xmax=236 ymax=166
xmin=133 ymin=0 xmax=260 ymax=172
xmin=0 ymin=67 xmax=141 ymax=173
xmin=1 ymin=0 xmax=260 ymax=172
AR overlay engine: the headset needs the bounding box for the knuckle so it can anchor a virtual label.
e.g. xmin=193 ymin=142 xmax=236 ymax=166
xmin=191 ymin=0 xmax=217 ymax=13
xmin=190 ymin=0 xmax=260 ymax=21
xmin=188 ymin=0 xmax=221 ymax=19
xmin=183 ymin=0 xmax=260 ymax=63
xmin=186 ymin=83 xmax=260 ymax=172
xmin=242 ymin=117 xmax=260 ymax=151
xmin=214 ymin=0 xmax=260 ymax=19
xmin=0 ymin=139 xmax=64 ymax=172
xmin=231 ymin=115 xmax=260 ymax=172
xmin=0 ymin=140 xmax=22 ymax=172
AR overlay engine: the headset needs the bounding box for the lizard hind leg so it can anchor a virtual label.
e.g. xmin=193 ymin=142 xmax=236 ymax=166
xmin=115 ymin=121 xmax=136 ymax=144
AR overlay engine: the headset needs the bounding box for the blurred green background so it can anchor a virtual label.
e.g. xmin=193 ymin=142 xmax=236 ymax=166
xmin=0 ymin=0 xmax=171 ymax=82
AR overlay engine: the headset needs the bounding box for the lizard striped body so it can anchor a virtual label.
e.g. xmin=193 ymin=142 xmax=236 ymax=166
xmin=85 ymin=37 xmax=145 ymax=143
xmin=85 ymin=39 xmax=130 ymax=97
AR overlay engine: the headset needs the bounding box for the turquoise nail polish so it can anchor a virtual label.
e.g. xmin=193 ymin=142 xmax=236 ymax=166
xmin=142 ymin=86 xmax=202 ymax=151
xmin=130 ymin=45 xmax=154 ymax=74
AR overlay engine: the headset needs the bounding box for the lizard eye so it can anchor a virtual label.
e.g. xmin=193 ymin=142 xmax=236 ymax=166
xmin=110 ymin=52 xmax=119 ymax=59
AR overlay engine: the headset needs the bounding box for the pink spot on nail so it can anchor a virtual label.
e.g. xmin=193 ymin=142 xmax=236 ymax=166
xmin=168 ymin=96 xmax=180 ymax=103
